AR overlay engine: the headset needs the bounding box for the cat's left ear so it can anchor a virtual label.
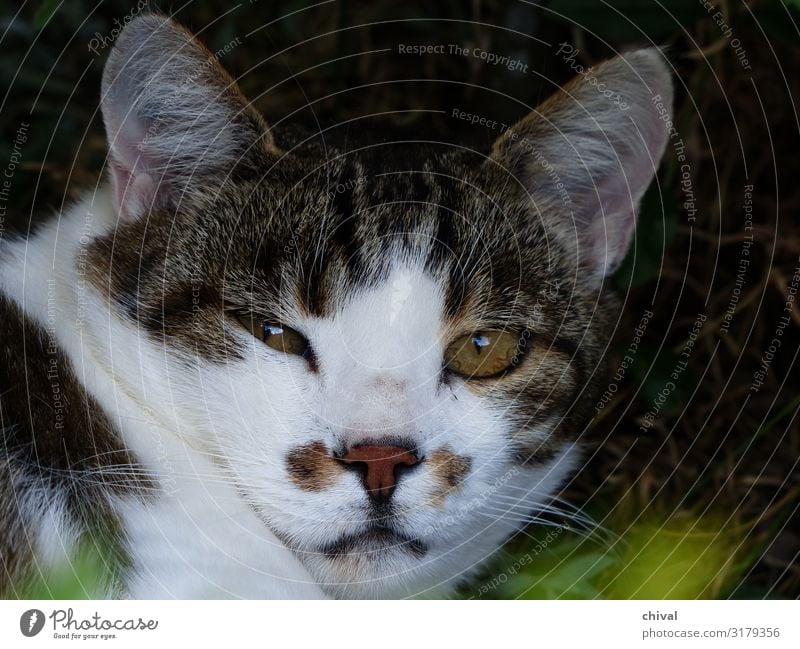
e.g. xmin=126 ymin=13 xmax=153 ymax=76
xmin=100 ymin=14 xmax=278 ymax=221
xmin=488 ymin=48 xmax=673 ymax=287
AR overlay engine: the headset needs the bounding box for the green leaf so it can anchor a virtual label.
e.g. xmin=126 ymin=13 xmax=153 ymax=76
xmin=471 ymin=532 xmax=616 ymax=599
xmin=534 ymin=552 xmax=614 ymax=598
xmin=11 ymin=533 xmax=121 ymax=599
xmin=461 ymin=510 xmax=750 ymax=599
xmin=606 ymin=518 xmax=743 ymax=598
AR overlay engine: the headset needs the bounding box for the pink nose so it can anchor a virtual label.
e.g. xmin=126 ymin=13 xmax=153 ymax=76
xmin=338 ymin=445 xmax=419 ymax=504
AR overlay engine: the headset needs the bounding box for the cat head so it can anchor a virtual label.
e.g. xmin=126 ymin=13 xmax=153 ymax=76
xmin=89 ymin=14 xmax=672 ymax=597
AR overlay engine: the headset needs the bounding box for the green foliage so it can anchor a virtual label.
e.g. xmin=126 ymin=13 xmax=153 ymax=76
xmin=467 ymin=511 xmax=744 ymax=599
xmin=603 ymin=519 xmax=740 ymax=598
xmin=507 ymin=539 xmax=615 ymax=599
xmin=13 ymin=536 xmax=121 ymax=600
xmin=14 ymin=510 xmax=744 ymax=601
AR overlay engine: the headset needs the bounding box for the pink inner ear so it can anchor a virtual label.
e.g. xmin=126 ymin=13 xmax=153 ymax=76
xmin=109 ymin=162 xmax=131 ymax=216
xmin=580 ymin=129 xmax=663 ymax=277
xmin=110 ymin=161 xmax=160 ymax=222
xmin=584 ymin=176 xmax=638 ymax=276
xmin=105 ymin=100 xmax=170 ymax=222
xmin=585 ymin=202 xmax=635 ymax=277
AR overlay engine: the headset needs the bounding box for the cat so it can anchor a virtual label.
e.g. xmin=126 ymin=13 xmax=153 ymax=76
xmin=0 ymin=14 xmax=672 ymax=599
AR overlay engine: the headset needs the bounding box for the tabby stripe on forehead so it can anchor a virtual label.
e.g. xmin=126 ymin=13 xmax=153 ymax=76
xmin=302 ymin=256 xmax=329 ymax=317
xmin=330 ymin=212 xmax=364 ymax=282
xmin=330 ymin=161 xmax=355 ymax=218
xmin=426 ymin=203 xmax=456 ymax=270
xmin=426 ymin=177 xmax=466 ymax=318
xmin=406 ymin=169 xmax=435 ymax=206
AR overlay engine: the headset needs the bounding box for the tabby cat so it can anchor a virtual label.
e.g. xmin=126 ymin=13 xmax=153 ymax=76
xmin=0 ymin=14 xmax=672 ymax=598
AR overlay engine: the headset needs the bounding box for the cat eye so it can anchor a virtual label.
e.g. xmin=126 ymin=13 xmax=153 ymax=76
xmin=444 ymin=330 xmax=528 ymax=379
xmin=235 ymin=313 xmax=310 ymax=357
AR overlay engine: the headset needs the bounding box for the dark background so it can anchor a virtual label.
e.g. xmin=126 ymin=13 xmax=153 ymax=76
xmin=1 ymin=0 xmax=798 ymax=598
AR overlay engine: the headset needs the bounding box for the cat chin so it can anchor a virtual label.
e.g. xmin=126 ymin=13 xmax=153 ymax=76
xmin=294 ymin=515 xmax=520 ymax=599
xmin=309 ymin=537 xmax=501 ymax=599
xmin=309 ymin=551 xmax=459 ymax=600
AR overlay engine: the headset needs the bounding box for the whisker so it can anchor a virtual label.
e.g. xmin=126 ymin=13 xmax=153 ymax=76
xmin=479 ymin=504 xmax=617 ymax=549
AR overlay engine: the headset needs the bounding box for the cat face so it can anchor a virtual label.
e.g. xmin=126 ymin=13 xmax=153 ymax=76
xmin=89 ymin=15 xmax=671 ymax=597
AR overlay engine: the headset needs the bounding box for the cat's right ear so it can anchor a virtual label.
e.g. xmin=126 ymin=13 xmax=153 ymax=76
xmin=101 ymin=14 xmax=277 ymax=221
xmin=488 ymin=48 xmax=673 ymax=288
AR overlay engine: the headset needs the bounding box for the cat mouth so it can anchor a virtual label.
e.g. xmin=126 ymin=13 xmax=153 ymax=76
xmin=319 ymin=525 xmax=427 ymax=560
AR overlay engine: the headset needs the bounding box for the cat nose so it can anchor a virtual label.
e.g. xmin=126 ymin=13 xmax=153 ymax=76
xmin=337 ymin=445 xmax=420 ymax=505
